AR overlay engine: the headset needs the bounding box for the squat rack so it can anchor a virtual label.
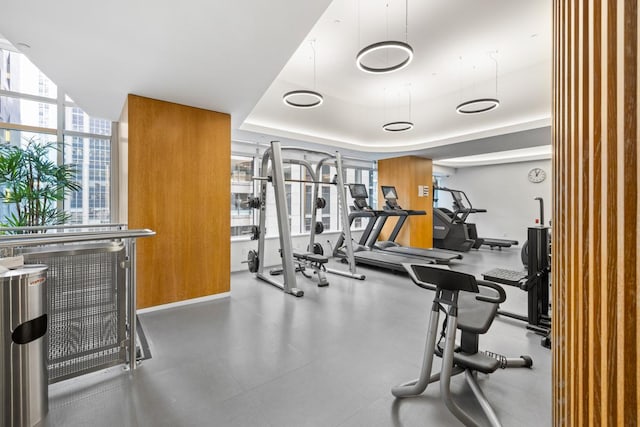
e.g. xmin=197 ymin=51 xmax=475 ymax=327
xmin=252 ymin=141 xmax=362 ymax=297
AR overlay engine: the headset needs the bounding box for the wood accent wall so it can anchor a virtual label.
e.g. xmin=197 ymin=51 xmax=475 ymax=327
xmin=377 ymin=156 xmax=433 ymax=248
xmin=121 ymin=95 xmax=230 ymax=308
xmin=553 ymin=1 xmax=638 ymax=425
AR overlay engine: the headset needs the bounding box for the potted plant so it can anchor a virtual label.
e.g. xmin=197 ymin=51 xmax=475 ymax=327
xmin=0 ymin=137 xmax=80 ymax=231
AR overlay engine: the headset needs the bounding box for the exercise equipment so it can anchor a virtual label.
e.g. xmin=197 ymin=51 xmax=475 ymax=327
xmin=246 ymin=250 xmax=259 ymax=273
xmin=392 ymin=264 xmax=533 ymax=426
xmin=433 ymin=186 xmax=518 ymax=251
xmin=247 ymin=196 xmax=261 ymax=209
xmin=333 ymin=184 xmax=438 ymax=272
xmin=432 ymin=188 xmax=476 ymax=252
xmin=482 ymin=197 xmax=551 ymax=347
xmin=309 ymin=242 xmax=324 ymax=255
xmin=269 ymin=251 xmax=329 ymax=287
xmin=250 ymin=225 xmax=259 ymax=241
xmin=371 ymin=185 xmax=462 ymax=264
xmin=449 ymin=187 xmax=519 ymax=249
xmin=247 ymin=141 xmax=364 ymax=297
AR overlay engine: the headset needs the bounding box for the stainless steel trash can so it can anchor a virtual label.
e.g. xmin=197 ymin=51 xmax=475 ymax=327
xmin=1 ymin=265 xmax=48 ymax=427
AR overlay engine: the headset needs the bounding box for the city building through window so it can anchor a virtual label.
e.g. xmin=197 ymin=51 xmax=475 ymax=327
xmin=230 ymin=144 xmax=377 ymax=240
xmin=0 ymin=44 xmax=112 ymax=225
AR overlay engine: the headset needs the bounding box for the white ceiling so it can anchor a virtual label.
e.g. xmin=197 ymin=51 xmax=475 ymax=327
xmin=242 ymin=0 xmax=552 ymax=153
xmin=0 ymin=0 xmax=551 ymax=157
xmin=0 ymin=0 xmax=332 ymax=127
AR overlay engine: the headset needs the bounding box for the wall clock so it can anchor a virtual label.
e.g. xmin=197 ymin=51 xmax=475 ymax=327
xmin=528 ymin=167 xmax=546 ymax=183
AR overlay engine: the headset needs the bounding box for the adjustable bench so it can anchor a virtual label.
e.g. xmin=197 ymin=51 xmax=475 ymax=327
xmin=293 ymin=252 xmax=329 ymax=287
xmin=270 ymin=252 xmax=329 ymax=287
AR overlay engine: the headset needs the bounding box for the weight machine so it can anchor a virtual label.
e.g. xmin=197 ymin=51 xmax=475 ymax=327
xmin=245 ymin=141 xmax=363 ymax=297
xmin=482 ymin=197 xmax=551 ymax=348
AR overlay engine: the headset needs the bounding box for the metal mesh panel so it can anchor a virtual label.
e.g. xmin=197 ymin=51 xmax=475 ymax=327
xmin=20 ymin=243 xmax=126 ymax=383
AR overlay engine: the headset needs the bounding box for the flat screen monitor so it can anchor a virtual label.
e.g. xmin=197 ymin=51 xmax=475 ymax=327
xmin=348 ymin=184 xmax=368 ymax=199
xmin=381 ymin=186 xmax=398 ymax=200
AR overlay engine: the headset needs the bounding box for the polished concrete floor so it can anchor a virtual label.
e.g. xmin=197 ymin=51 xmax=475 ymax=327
xmin=46 ymin=247 xmax=551 ymax=427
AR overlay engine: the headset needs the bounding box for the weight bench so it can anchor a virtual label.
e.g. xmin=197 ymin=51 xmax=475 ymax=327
xmin=294 ymin=251 xmax=329 ymax=287
xmin=392 ymin=263 xmax=532 ymax=427
xmin=270 ymin=251 xmax=329 ymax=287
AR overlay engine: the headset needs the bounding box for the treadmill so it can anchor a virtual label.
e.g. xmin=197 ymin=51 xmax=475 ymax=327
xmin=333 ymin=184 xmax=437 ymax=272
xmin=368 ymin=186 xmax=462 ymax=264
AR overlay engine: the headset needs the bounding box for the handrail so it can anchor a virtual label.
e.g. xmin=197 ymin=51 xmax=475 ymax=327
xmin=0 ymin=229 xmax=155 ymax=247
xmin=0 ymin=223 xmax=128 ymax=233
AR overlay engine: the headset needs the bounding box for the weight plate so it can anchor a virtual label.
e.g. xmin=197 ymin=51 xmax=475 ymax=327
xmin=247 ymin=250 xmax=259 ymax=273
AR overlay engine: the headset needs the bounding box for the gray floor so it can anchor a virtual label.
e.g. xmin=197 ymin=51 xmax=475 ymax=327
xmin=45 ymin=247 xmax=551 ymax=427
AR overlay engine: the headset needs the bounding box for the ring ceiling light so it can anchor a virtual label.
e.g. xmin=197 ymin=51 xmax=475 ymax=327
xmin=283 ymin=40 xmax=323 ymax=109
xmin=456 ymin=52 xmax=501 ymax=115
xmin=356 ymin=41 xmax=414 ymax=74
xmin=282 ymin=90 xmax=324 ymax=109
xmin=382 ymin=121 xmax=414 ymax=132
xmin=455 ymin=98 xmax=500 ymax=114
xmin=356 ymin=0 xmax=412 ymax=75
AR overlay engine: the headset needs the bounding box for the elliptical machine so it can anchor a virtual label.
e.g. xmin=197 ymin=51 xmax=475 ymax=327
xmin=432 ymin=185 xmax=476 ymax=252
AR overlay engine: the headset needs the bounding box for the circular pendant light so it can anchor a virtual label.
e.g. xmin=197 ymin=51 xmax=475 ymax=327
xmin=456 ymin=52 xmax=501 ymax=115
xmin=382 ymin=121 xmax=414 ymax=132
xmin=283 ymin=40 xmax=323 ymax=109
xmin=356 ymin=41 xmax=414 ymax=74
xmin=356 ymin=0 xmax=413 ymax=75
xmin=455 ymin=98 xmax=500 ymax=114
xmin=282 ymin=90 xmax=324 ymax=108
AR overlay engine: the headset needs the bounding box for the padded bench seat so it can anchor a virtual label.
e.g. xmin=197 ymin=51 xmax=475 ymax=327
xmin=452 ymin=351 xmax=500 ymax=374
xmin=293 ymin=251 xmax=328 ymax=264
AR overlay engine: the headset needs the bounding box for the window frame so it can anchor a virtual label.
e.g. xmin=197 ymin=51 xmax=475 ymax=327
xmin=0 ymin=46 xmax=114 ymax=225
xmin=230 ymin=144 xmax=377 ymax=241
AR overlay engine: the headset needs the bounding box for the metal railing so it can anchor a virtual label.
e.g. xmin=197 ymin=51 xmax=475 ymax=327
xmin=0 ymin=226 xmax=155 ymax=382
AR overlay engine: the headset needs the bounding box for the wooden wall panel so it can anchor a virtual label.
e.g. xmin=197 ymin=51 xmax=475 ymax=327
xmin=377 ymin=156 xmax=433 ymax=248
xmin=553 ymin=1 xmax=638 ymax=425
xmin=124 ymin=95 xmax=230 ymax=308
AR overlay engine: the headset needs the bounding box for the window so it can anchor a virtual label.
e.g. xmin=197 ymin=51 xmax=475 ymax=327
xmin=230 ymin=144 xmax=377 ymax=240
xmin=0 ymin=130 xmax=57 ymax=222
xmin=63 ymin=119 xmax=111 ymax=224
xmin=231 ymin=155 xmax=255 ymax=237
xmin=0 ymin=46 xmax=113 ymax=225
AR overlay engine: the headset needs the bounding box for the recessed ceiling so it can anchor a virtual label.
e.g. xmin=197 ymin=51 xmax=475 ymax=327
xmin=242 ymin=0 xmax=552 ymax=153
xmin=0 ymin=0 xmax=551 ymax=158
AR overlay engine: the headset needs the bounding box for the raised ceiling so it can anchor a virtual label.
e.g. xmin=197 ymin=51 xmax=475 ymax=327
xmin=243 ymin=0 xmax=552 ymax=153
xmin=0 ymin=0 xmax=551 ymax=156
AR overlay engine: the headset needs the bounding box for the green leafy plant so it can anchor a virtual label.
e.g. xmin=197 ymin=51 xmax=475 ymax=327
xmin=0 ymin=138 xmax=80 ymax=229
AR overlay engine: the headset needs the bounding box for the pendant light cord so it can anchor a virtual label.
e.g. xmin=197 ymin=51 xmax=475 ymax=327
xmin=408 ymin=84 xmax=412 ymax=121
xmin=489 ymin=51 xmax=499 ymax=98
xmin=311 ymin=40 xmax=317 ymax=91
xmin=405 ymin=0 xmax=409 ymax=43
xmin=357 ymin=0 xmax=361 ymax=49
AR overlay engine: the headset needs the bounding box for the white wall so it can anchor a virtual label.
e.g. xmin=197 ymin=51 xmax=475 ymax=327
xmin=438 ymin=159 xmax=552 ymax=246
xmin=231 ymin=230 xmax=363 ymax=272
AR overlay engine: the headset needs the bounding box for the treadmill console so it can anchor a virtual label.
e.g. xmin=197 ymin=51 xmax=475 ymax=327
xmin=348 ymin=184 xmax=371 ymax=210
xmin=381 ymin=185 xmax=401 ymax=210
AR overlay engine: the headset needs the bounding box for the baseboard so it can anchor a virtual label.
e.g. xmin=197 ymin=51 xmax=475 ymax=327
xmin=137 ymin=292 xmax=230 ymax=314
